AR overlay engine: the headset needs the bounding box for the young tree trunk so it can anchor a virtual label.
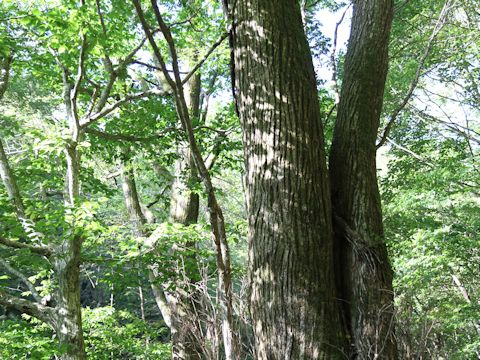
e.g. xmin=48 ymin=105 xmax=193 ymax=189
xmin=57 ymin=140 xmax=86 ymax=360
xmin=168 ymin=70 xmax=206 ymax=360
xmin=132 ymin=3 xmax=240 ymax=357
xmin=120 ymin=141 xmax=204 ymax=359
xmin=1 ymin=55 xmax=85 ymax=360
xmin=228 ymin=0 xmax=346 ymax=358
xmin=329 ymin=0 xmax=397 ymax=358
xmin=121 ymin=155 xmax=147 ymax=233
xmin=53 ymin=234 xmax=86 ymax=360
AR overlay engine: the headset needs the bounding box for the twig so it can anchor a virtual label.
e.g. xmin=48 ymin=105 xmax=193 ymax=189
xmin=80 ymin=88 xmax=169 ymax=127
xmin=330 ymin=5 xmax=350 ymax=104
xmin=85 ymin=125 xmax=179 ymax=142
xmin=181 ymin=31 xmax=229 ymax=85
xmin=376 ymin=0 xmax=453 ymax=148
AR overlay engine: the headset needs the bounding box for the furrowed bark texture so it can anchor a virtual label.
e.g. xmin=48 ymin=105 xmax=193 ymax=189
xmin=329 ymin=0 xmax=397 ymax=358
xmin=230 ymin=0 xmax=345 ymax=358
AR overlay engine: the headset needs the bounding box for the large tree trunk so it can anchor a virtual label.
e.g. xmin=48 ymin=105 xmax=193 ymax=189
xmin=329 ymin=0 xmax=397 ymax=358
xmin=229 ymin=0 xmax=346 ymax=358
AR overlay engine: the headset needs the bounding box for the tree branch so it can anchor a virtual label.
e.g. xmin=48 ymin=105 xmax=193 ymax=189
xmin=71 ymin=34 xmax=88 ymax=125
xmin=330 ymin=5 xmax=350 ymax=105
xmin=94 ymin=35 xmax=151 ymax=114
xmin=386 ymin=137 xmax=435 ymax=167
xmin=85 ymin=125 xmax=179 ymax=142
xmin=0 ymin=257 xmax=42 ymax=303
xmin=80 ymin=88 xmax=169 ymax=127
xmin=0 ymin=236 xmax=53 ymax=257
xmin=0 ymin=290 xmax=55 ymax=324
xmin=181 ymin=31 xmax=229 ymax=85
xmin=0 ymin=139 xmax=45 ymax=243
xmin=131 ymin=0 xmax=176 ymax=91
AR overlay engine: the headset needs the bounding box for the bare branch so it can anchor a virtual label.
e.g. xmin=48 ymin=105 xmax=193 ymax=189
xmin=0 ymin=257 xmax=42 ymax=303
xmin=95 ymin=0 xmax=108 ymax=36
xmin=86 ymin=85 xmax=100 ymax=117
xmin=181 ymin=31 xmax=229 ymax=85
xmin=131 ymin=0 xmax=176 ymax=90
xmin=0 ymin=290 xmax=55 ymax=324
xmin=150 ymin=0 xmax=183 ymax=88
xmin=0 ymin=236 xmax=53 ymax=257
xmin=121 ymin=35 xmax=149 ymax=68
xmin=411 ymin=105 xmax=480 ymax=144
xmin=330 ymin=5 xmax=350 ymax=105
xmin=94 ymin=35 xmax=150 ymax=114
xmin=71 ymin=34 xmax=88 ymax=124
xmin=80 ymin=88 xmax=169 ymax=127
xmin=377 ymin=0 xmax=453 ymax=149
xmin=133 ymin=60 xmax=162 ymax=71
xmin=323 ymin=103 xmax=337 ymax=127
xmin=386 ymin=137 xmax=435 ymax=167
xmin=49 ymin=47 xmax=76 ymax=125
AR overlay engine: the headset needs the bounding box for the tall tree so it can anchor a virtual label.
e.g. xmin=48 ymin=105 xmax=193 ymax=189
xmin=1 ymin=1 xmax=165 ymax=358
xmin=226 ymin=0 xmax=345 ymax=358
xmin=329 ymin=0 xmax=397 ymax=358
xmin=119 ymin=71 xmax=208 ymax=359
xmin=132 ymin=1 xmax=240 ymax=358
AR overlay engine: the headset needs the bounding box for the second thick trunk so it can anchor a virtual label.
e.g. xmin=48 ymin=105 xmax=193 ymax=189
xmin=329 ymin=0 xmax=397 ymax=358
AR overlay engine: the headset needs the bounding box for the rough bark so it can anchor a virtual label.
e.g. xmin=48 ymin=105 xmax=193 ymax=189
xmin=56 ymin=138 xmax=86 ymax=360
xmin=229 ymin=0 xmax=345 ymax=358
xmin=55 ymin=44 xmax=86 ymax=359
xmin=329 ymin=0 xmax=397 ymax=359
xmin=1 ymin=52 xmax=85 ymax=359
